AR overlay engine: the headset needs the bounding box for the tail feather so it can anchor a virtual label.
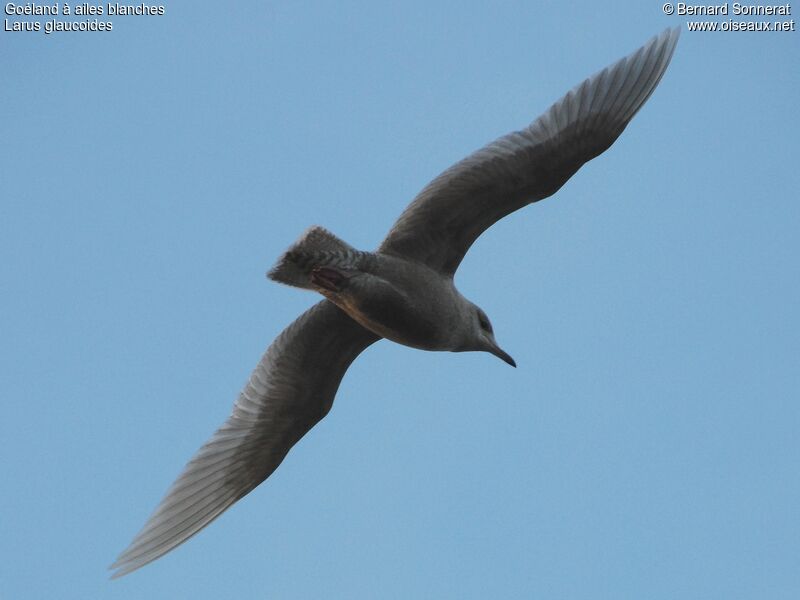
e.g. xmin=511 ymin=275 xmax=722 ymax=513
xmin=268 ymin=226 xmax=363 ymax=290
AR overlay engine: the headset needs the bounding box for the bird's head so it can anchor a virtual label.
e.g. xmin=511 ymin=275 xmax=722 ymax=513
xmin=466 ymin=304 xmax=516 ymax=367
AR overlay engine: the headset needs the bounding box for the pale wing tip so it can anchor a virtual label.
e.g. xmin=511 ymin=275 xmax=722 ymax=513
xmin=629 ymin=26 xmax=680 ymax=102
xmin=109 ymin=538 xmax=166 ymax=579
xmin=108 ymin=561 xmax=137 ymax=580
xmin=634 ymin=25 xmax=681 ymax=109
xmin=109 ymin=524 xmax=201 ymax=579
xmin=656 ymin=25 xmax=681 ymax=64
xmin=536 ymin=26 xmax=680 ymax=145
xmin=590 ymin=26 xmax=681 ymax=130
xmin=109 ymin=552 xmax=148 ymax=579
xmin=652 ymin=25 xmax=681 ymax=72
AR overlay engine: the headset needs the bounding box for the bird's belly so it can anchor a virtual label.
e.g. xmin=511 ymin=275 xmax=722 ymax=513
xmin=339 ymin=293 xmax=446 ymax=351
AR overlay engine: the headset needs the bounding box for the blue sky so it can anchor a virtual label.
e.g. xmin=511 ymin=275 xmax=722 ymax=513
xmin=2 ymin=2 xmax=798 ymax=598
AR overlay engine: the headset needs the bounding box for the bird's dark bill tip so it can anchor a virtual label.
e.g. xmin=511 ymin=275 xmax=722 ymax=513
xmin=488 ymin=344 xmax=516 ymax=368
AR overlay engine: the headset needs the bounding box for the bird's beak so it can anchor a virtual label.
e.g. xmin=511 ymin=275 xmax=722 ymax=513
xmin=485 ymin=339 xmax=516 ymax=368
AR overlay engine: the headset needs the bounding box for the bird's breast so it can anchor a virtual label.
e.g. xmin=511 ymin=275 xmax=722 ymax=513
xmin=334 ymin=260 xmax=458 ymax=351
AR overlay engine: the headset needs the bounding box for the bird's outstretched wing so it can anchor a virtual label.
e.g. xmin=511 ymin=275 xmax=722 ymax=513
xmin=379 ymin=28 xmax=679 ymax=275
xmin=110 ymin=301 xmax=379 ymax=578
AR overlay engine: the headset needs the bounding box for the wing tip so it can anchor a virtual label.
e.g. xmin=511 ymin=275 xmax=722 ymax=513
xmin=581 ymin=26 xmax=680 ymax=133
xmin=109 ymin=537 xmax=162 ymax=579
xmin=108 ymin=553 xmax=148 ymax=579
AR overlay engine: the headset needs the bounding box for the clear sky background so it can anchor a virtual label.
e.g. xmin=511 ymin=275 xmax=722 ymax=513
xmin=2 ymin=2 xmax=798 ymax=598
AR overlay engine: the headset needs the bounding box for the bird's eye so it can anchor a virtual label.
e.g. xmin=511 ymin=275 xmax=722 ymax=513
xmin=477 ymin=311 xmax=492 ymax=333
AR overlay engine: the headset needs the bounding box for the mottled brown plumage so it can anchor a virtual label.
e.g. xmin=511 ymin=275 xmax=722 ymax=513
xmin=112 ymin=28 xmax=679 ymax=578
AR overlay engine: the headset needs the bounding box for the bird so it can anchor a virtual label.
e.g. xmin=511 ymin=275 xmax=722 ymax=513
xmin=111 ymin=27 xmax=680 ymax=578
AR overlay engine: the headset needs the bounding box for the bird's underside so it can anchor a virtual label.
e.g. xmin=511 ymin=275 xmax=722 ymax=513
xmin=111 ymin=28 xmax=679 ymax=578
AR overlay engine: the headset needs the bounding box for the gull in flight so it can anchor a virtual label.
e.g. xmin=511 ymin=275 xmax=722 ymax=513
xmin=112 ymin=28 xmax=679 ymax=577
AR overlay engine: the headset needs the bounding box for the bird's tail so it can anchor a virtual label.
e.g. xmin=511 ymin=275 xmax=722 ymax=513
xmin=268 ymin=226 xmax=367 ymax=290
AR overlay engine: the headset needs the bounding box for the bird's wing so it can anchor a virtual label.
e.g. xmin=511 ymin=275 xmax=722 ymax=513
xmin=110 ymin=301 xmax=379 ymax=578
xmin=379 ymin=28 xmax=679 ymax=275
